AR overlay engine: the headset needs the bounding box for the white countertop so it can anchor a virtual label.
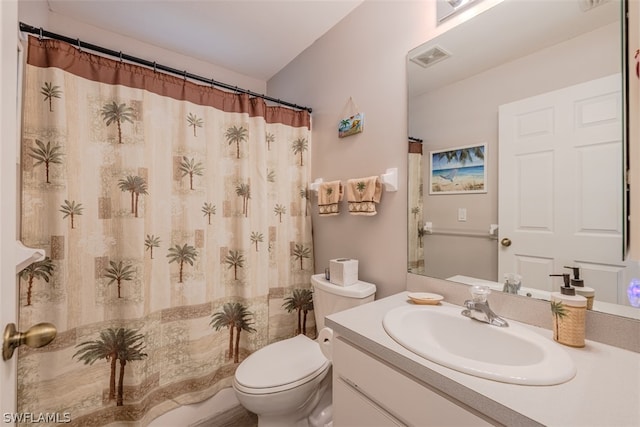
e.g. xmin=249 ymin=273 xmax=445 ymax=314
xmin=325 ymin=292 xmax=640 ymax=427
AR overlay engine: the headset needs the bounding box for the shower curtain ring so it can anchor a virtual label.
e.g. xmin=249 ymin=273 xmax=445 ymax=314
xmin=38 ymin=27 xmax=43 ymax=41
xmin=183 ymin=70 xmax=187 ymax=80
xmin=153 ymin=62 xmax=157 ymax=73
xmin=119 ymin=51 xmax=123 ymax=62
xmin=76 ymin=38 xmax=82 ymax=52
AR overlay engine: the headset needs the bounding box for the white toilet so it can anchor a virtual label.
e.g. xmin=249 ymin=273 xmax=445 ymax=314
xmin=233 ymin=273 xmax=376 ymax=427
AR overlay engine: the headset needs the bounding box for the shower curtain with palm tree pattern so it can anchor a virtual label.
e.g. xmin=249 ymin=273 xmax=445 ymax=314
xmin=18 ymin=36 xmax=314 ymax=426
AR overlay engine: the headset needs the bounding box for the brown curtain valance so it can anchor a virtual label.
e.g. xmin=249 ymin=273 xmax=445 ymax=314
xmin=409 ymin=141 xmax=423 ymax=154
xmin=27 ymin=36 xmax=311 ymax=129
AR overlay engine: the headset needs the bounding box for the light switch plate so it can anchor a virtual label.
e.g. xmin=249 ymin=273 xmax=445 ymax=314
xmin=458 ymin=208 xmax=467 ymax=222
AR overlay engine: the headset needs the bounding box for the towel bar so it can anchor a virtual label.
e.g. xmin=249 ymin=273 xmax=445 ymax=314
xmin=423 ymin=223 xmax=499 ymax=240
xmin=309 ymin=167 xmax=398 ymax=192
xmin=309 ymin=178 xmax=324 ymax=192
xmin=380 ymin=168 xmax=398 ymax=192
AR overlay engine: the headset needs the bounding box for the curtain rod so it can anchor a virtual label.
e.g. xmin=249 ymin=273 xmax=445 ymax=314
xmin=19 ymin=22 xmax=313 ymax=114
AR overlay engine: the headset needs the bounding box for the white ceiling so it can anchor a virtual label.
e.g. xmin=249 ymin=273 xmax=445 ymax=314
xmin=46 ymin=0 xmax=363 ymax=81
xmin=408 ymin=0 xmax=619 ymax=97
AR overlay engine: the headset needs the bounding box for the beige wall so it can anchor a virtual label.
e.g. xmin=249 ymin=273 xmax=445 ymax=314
xmin=267 ymin=0 xmax=503 ymax=298
xmin=17 ymin=0 xmax=267 ymax=94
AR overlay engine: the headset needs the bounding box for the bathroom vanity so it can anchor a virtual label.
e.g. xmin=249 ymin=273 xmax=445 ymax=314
xmin=326 ymin=292 xmax=640 ymax=427
xmin=332 ymin=336 xmax=492 ymax=426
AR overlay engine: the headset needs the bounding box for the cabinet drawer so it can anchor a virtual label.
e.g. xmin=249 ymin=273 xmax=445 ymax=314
xmin=333 ymin=337 xmax=492 ymax=426
xmin=334 ymin=378 xmax=403 ymax=427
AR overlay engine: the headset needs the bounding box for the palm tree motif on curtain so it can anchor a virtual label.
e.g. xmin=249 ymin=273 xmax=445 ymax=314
xmin=59 ymin=199 xmax=83 ymax=229
xmin=356 ymin=181 xmax=366 ymax=194
xmin=179 ymin=156 xmax=204 ymax=190
xmin=224 ymin=250 xmax=245 ymax=281
xmin=115 ymin=335 xmax=147 ymax=406
xmin=411 ymin=206 xmax=420 ymax=220
xmin=225 ymin=125 xmax=248 ymax=159
xmin=40 ymin=82 xmax=62 ymax=112
xmin=73 ymin=328 xmax=147 ymax=406
xmin=282 ymin=289 xmax=314 ymax=335
xmin=19 ymin=257 xmax=54 ymax=306
xmin=28 ymin=139 xmax=63 ymax=184
xmin=104 ymin=261 xmax=135 ymax=298
xmin=274 ymin=204 xmax=286 ymax=223
xmin=249 ymin=232 xmax=263 ymax=251
xmin=300 ymin=188 xmax=310 ymax=216
xmin=202 ymin=202 xmax=216 ymax=225
xmin=186 ymin=112 xmax=203 ymax=137
xmin=144 ymin=235 xmax=161 ymax=259
xmin=266 ymin=169 xmax=275 ymax=183
xmin=550 ymin=301 xmax=568 ymax=342
xmin=166 ymin=243 xmax=198 ymax=283
xmin=291 ymin=137 xmax=308 ymax=166
xmin=118 ymin=175 xmax=148 ymax=217
xmin=100 ymin=101 xmax=134 ymax=144
xmin=265 ymin=132 xmax=275 ymax=151
xmin=235 ymin=183 xmax=251 ymax=217
xmin=292 ymin=244 xmax=311 ymax=270
xmin=210 ymin=302 xmax=256 ymax=363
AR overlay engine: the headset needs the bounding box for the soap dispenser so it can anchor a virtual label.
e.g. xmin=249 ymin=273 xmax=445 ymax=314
xmin=564 ymin=266 xmax=595 ymax=310
xmin=549 ymin=273 xmax=587 ymax=348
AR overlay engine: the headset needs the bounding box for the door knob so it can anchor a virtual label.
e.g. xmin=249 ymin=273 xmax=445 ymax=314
xmin=500 ymin=238 xmax=512 ymax=247
xmin=3 ymin=322 xmax=57 ymax=361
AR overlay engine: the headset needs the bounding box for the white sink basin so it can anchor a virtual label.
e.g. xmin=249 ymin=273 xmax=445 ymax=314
xmin=382 ymin=303 xmax=576 ymax=385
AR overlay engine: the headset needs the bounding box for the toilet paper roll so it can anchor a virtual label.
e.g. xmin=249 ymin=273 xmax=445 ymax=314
xmin=317 ymin=327 xmax=334 ymax=361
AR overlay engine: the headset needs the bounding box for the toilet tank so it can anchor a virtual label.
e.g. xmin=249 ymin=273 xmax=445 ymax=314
xmin=311 ymin=274 xmax=376 ymax=331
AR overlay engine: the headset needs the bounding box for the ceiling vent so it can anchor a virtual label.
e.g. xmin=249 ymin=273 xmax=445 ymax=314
xmin=409 ymin=46 xmax=451 ymax=69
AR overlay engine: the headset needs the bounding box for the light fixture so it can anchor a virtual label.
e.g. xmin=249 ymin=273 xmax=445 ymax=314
xmin=579 ymin=0 xmax=611 ymax=12
xmin=437 ymin=0 xmax=482 ymax=23
xmin=447 ymin=0 xmax=468 ymax=8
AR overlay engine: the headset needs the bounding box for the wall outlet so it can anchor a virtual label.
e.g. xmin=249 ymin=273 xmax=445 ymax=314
xmin=458 ymin=208 xmax=467 ymax=222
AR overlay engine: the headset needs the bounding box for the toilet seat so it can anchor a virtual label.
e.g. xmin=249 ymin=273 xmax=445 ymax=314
xmin=234 ymin=334 xmax=330 ymax=395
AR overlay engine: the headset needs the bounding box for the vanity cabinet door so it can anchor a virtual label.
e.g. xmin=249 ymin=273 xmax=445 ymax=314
xmin=334 ymin=378 xmax=402 ymax=426
xmin=332 ymin=337 xmax=493 ymax=427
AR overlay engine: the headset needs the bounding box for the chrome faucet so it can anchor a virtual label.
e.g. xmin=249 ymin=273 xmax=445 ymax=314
xmin=461 ymin=286 xmax=509 ymax=327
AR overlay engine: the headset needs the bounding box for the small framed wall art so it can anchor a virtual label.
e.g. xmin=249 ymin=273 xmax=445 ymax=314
xmin=429 ymin=143 xmax=487 ymax=194
xmin=338 ymin=112 xmax=364 ymax=138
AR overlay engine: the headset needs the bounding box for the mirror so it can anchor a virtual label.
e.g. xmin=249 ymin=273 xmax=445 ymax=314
xmin=407 ymin=0 xmax=640 ymax=319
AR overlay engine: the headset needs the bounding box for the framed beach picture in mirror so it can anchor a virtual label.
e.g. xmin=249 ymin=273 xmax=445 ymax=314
xmin=429 ymin=143 xmax=487 ymax=194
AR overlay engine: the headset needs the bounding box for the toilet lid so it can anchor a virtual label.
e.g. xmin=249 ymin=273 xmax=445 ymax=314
xmin=235 ymin=334 xmax=328 ymax=390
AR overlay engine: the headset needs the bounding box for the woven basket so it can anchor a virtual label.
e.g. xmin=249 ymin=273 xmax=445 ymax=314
xmin=553 ymin=305 xmax=586 ymax=347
